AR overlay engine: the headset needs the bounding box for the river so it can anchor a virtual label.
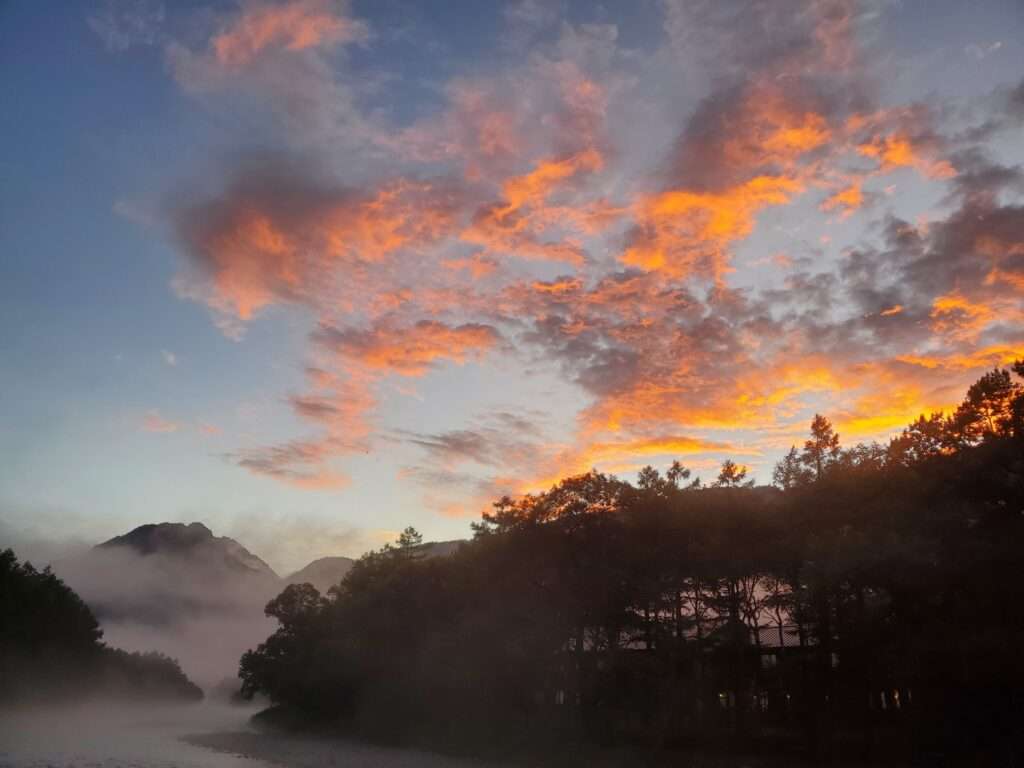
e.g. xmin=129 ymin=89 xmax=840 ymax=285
xmin=0 ymin=702 xmax=484 ymax=768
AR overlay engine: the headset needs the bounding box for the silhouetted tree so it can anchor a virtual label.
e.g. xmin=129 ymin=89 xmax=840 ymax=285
xmin=888 ymin=412 xmax=950 ymax=464
xmin=951 ymin=367 xmax=1020 ymax=442
xmin=666 ymin=460 xmax=690 ymax=487
xmin=237 ymin=370 xmax=1024 ymax=764
xmin=398 ymin=526 xmax=423 ymax=549
xmin=772 ymin=446 xmax=811 ymax=489
xmin=801 ymin=414 xmax=841 ymax=480
xmin=714 ymin=459 xmax=753 ymax=488
xmin=0 ymin=548 xmax=202 ymax=702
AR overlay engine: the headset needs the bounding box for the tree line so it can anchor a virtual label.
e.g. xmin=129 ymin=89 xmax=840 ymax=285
xmin=0 ymin=548 xmax=203 ymax=703
xmin=240 ymin=363 xmax=1024 ymax=763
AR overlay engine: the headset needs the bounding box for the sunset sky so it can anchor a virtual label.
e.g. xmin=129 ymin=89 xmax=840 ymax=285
xmin=2 ymin=0 xmax=1023 ymax=572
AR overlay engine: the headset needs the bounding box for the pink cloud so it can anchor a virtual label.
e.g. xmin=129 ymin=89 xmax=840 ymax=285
xmin=142 ymin=410 xmax=180 ymax=434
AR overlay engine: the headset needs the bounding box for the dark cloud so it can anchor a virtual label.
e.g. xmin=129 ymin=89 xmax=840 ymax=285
xmin=401 ymin=407 xmax=548 ymax=470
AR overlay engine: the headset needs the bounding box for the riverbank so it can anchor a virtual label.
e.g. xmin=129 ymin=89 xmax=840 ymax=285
xmin=186 ymin=731 xmax=491 ymax=768
xmin=186 ymin=724 xmax=890 ymax=768
xmin=0 ymin=701 xmax=271 ymax=768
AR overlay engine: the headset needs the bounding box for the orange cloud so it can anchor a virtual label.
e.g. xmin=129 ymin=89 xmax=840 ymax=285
xmin=832 ymin=362 xmax=951 ymax=437
xmin=979 ymin=236 xmax=1024 ymax=291
xmin=460 ymin=149 xmax=605 ymax=266
xmin=857 ymin=134 xmax=956 ymax=179
xmin=441 ymin=254 xmax=498 ymax=279
xmin=179 ymin=174 xmax=461 ymax=321
xmin=622 ymin=175 xmax=802 ymax=277
xmin=623 ymin=83 xmax=837 ymax=282
xmin=532 ymin=276 xmax=583 ymax=296
xmin=897 ymin=345 xmax=1024 ymax=372
xmin=930 ymin=292 xmax=996 ymax=342
xmin=574 ymin=351 xmax=850 ymax=444
xmin=211 ymin=0 xmax=367 ymax=69
xmin=281 ymin=468 xmax=350 ymax=490
xmin=820 ymin=182 xmax=864 ymax=216
xmin=500 ymin=150 xmax=603 ymax=212
xmin=313 ymin=320 xmax=500 ymax=377
xmin=164 ymin=2 xmax=1023 ymax=500
xmin=522 ymin=435 xmax=748 ymax=493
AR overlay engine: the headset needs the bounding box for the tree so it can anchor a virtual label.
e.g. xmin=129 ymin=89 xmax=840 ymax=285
xmin=714 ymin=459 xmax=752 ymax=488
xmin=667 ymin=460 xmax=701 ymax=489
xmin=801 ymin=414 xmax=841 ymax=480
xmin=838 ymin=442 xmax=888 ymax=472
xmin=264 ymin=582 xmax=324 ymax=633
xmin=369 ymin=527 xmax=426 ymax=561
xmin=0 ymin=548 xmax=202 ymax=702
xmin=1011 ymin=360 xmax=1024 ymax=438
xmin=773 ymin=446 xmax=811 ymax=489
xmin=637 ymin=462 xmax=699 ymax=494
xmin=398 ymin=526 xmax=424 ymax=549
xmin=233 ymin=375 xmax=1024 ymax=761
xmin=475 ymin=470 xmax=626 ymax=535
xmin=888 ymin=412 xmax=951 ymax=464
xmin=951 ymin=368 xmax=1019 ymax=442
xmin=637 ymin=465 xmax=665 ymax=492
xmin=0 ymin=549 xmax=102 ymax=654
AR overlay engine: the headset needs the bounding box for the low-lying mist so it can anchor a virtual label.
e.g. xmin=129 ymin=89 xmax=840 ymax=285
xmin=0 ymin=698 xmax=267 ymax=767
xmin=52 ymin=545 xmax=279 ymax=689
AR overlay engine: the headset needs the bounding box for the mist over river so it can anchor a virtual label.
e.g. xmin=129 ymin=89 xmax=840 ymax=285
xmin=0 ymin=702 xmax=484 ymax=768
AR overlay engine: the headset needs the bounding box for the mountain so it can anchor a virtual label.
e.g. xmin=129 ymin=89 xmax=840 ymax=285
xmin=55 ymin=522 xmax=281 ymax=687
xmin=419 ymin=539 xmax=464 ymax=558
xmin=284 ymin=540 xmax=465 ymax=593
xmin=82 ymin=522 xmax=280 ymax=625
xmin=285 ymin=556 xmax=355 ymax=593
xmin=51 ymin=522 xmax=466 ymax=687
xmin=99 ymin=522 xmax=278 ymax=580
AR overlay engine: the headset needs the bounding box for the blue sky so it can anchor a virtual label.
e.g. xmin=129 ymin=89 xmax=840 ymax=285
xmin=2 ymin=0 xmax=1023 ymax=572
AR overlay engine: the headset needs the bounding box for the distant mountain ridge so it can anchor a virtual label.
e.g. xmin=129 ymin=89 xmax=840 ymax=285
xmin=283 ymin=540 xmax=465 ymax=593
xmin=96 ymin=522 xmax=465 ymax=591
xmin=285 ymin=555 xmax=355 ymax=593
xmin=55 ymin=521 xmax=466 ymax=685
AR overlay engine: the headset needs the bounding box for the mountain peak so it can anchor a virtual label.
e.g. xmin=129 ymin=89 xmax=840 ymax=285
xmin=98 ymin=521 xmax=277 ymax=579
xmin=100 ymin=522 xmax=214 ymax=554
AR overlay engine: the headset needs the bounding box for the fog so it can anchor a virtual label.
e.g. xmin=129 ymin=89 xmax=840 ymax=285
xmin=0 ymin=701 xmax=490 ymax=768
xmin=51 ymin=544 xmax=279 ymax=689
xmin=0 ymin=700 xmax=271 ymax=768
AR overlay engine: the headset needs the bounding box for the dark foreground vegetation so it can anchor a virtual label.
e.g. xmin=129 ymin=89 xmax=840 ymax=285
xmin=0 ymin=548 xmax=203 ymax=703
xmin=240 ymin=363 xmax=1024 ymax=766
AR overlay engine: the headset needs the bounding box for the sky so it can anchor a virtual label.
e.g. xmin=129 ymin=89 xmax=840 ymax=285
xmin=1 ymin=0 xmax=1023 ymax=574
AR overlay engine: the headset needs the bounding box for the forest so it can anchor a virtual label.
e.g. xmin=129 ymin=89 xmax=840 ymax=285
xmin=240 ymin=363 xmax=1024 ymax=764
xmin=0 ymin=548 xmax=203 ymax=703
